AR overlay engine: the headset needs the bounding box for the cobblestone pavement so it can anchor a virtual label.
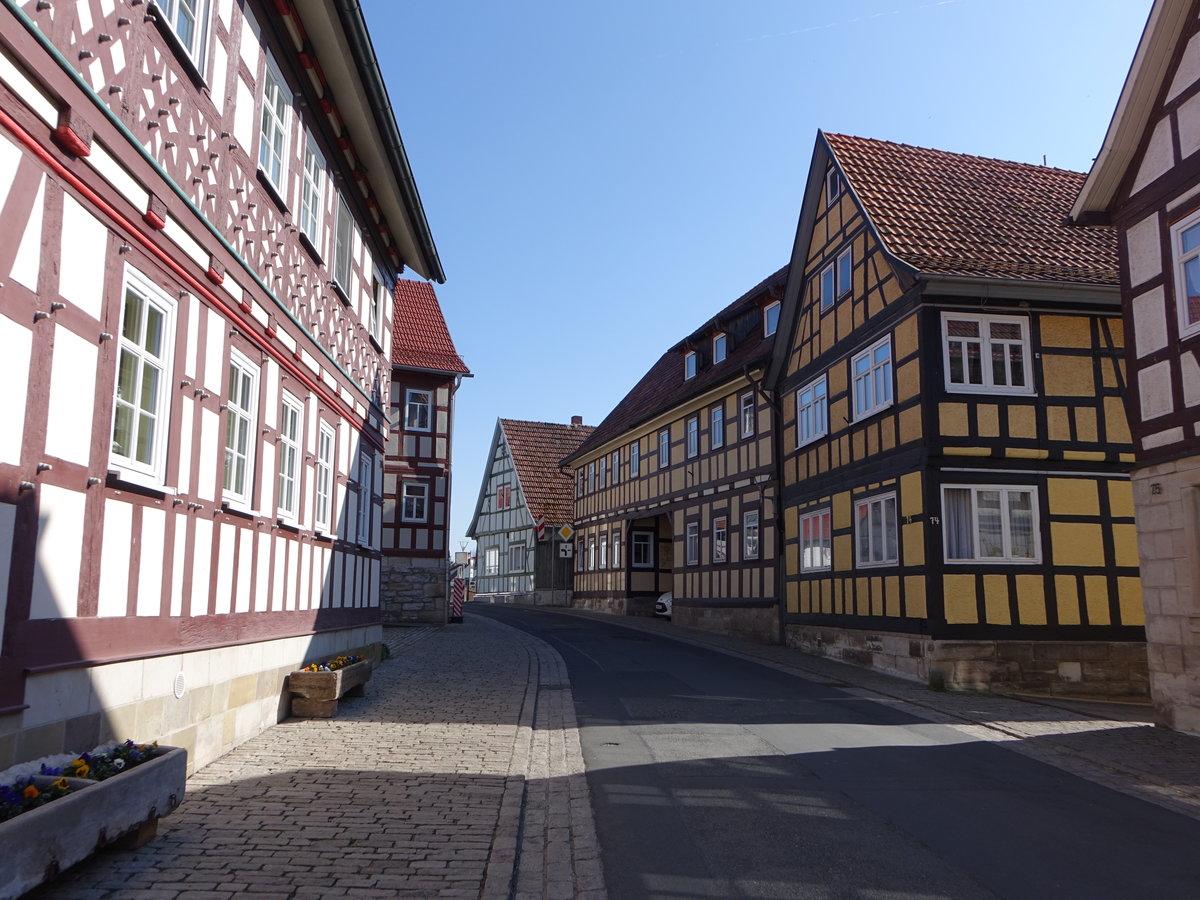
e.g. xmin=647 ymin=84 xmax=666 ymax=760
xmin=32 ymin=615 xmax=604 ymax=900
xmin=545 ymin=607 xmax=1200 ymax=822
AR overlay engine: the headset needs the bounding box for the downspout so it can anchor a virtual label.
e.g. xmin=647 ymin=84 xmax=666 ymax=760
xmin=745 ymin=362 xmax=787 ymax=646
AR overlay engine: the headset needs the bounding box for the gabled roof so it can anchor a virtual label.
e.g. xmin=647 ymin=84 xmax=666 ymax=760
xmin=502 ymin=419 xmax=595 ymax=525
xmin=1072 ymin=0 xmax=1188 ymax=220
xmin=391 ymin=279 xmax=470 ymax=375
xmin=565 ymin=266 xmax=787 ymax=463
xmin=825 ymin=133 xmax=1118 ymax=286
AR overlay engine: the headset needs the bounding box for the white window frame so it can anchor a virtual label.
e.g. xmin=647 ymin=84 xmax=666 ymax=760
xmin=740 ymin=392 xmax=755 ymax=438
xmin=277 ymin=393 xmax=303 ymax=523
xmin=799 ymin=508 xmax=832 ymax=572
xmin=685 ymin=522 xmax=699 ymax=566
xmin=258 ymin=56 xmax=291 ymax=192
xmin=852 ymin=335 xmax=893 ymax=421
xmin=659 ymin=429 xmax=670 ymax=468
xmin=942 ymin=484 xmax=1041 ymax=563
xmin=599 ymin=534 xmax=608 ymax=569
xmin=401 ymin=481 xmax=429 ymax=523
xmin=854 ymin=492 xmax=898 ymax=568
xmin=222 ymin=350 xmax=259 ymax=509
xmin=370 ymin=276 xmax=385 ymax=345
xmin=684 ymin=350 xmax=697 ymax=380
xmin=712 ymin=516 xmax=728 ymax=564
xmin=509 ymin=541 xmax=525 ymax=572
xmin=577 ymin=468 xmax=585 ymax=497
xmin=484 ymin=546 xmax=499 ymax=576
xmin=837 ymin=247 xmax=853 ymax=298
xmin=796 ymin=374 xmax=828 ymax=448
xmin=111 ymin=268 xmax=176 ymax=486
xmin=405 ymin=388 xmax=432 ymax=432
xmin=588 ymin=461 xmax=596 ymax=492
xmin=612 ymin=531 xmax=622 ymax=569
xmin=356 ymin=450 xmax=372 ymax=545
xmin=711 ymin=405 xmax=724 ymax=450
xmin=333 ymin=194 xmax=354 ymax=292
xmin=588 ymin=536 xmax=596 ymax=571
xmin=1173 ymin=209 xmax=1200 ymax=339
xmin=713 ymin=332 xmax=727 ymax=364
xmin=632 ymin=531 xmax=654 ymax=568
xmin=820 ymin=263 xmax=836 ymax=312
xmin=743 ymin=510 xmax=760 ymax=561
xmin=764 ymin=301 xmax=780 ymax=337
xmin=686 ymin=415 xmax=699 ymax=458
xmin=159 ymin=0 xmax=210 ymax=64
xmin=599 ymin=455 xmax=608 ymax=487
xmin=315 ymin=421 xmax=335 ymax=533
xmin=941 ymin=312 xmax=1035 ymax=395
xmin=826 ymin=167 xmax=840 ymax=206
xmin=611 ymin=449 xmax=620 ymax=485
xmin=299 ymin=135 xmax=324 ymax=243
xmin=630 ymin=441 xmax=640 ymax=476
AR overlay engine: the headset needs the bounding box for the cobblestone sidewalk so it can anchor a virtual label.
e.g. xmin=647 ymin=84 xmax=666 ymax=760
xmin=32 ymin=615 xmax=604 ymax=900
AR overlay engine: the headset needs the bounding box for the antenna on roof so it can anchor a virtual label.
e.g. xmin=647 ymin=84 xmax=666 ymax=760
xmin=1043 ymin=155 xmax=1047 ymax=166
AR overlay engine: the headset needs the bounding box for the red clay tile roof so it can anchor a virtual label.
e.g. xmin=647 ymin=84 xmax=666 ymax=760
xmin=392 ymin=279 xmax=470 ymax=374
xmin=824 ymin=133 xmax=1118 ymax=285
xmin=566 ymin=266 xmax=787 ymax=463
xmin=502 ymin=419 xmax=596 ymax=525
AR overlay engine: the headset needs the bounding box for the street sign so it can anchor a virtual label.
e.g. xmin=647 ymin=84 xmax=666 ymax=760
xmin=559 ymin=543 xmax=573 ymax=558
xmin=557 ymin=524 xmax=575 ymax=542
xmin=536 ymin=514 xmax=546 ymax=541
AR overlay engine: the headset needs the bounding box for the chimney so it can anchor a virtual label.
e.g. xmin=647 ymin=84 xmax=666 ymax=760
xmin=571 ymin=415 xmax=583 ymax=426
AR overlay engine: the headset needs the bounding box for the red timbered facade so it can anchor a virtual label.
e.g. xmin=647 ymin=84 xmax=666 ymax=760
xmin=0 ymin=0 xmax=443 ymax=772
xmin=382 ymin=279 xmax=469 ymax=624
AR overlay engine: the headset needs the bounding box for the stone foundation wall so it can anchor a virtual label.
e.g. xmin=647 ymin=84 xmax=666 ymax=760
xmin=571 ymin=594 xmax=631 ymax=616
xmin=1131 ymin=460 xmax=1200 ymax=733
xmin=674 ymin=604 xmax=779 ymax=645
xmin=784 ymin=625 xmax=1149 ymax=699
xmin=381 ymin=557 xmax=447 ymax=625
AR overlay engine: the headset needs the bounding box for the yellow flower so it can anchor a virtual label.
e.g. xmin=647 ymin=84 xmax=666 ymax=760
xmin=51 ymin=778 xmax=69 ymax=790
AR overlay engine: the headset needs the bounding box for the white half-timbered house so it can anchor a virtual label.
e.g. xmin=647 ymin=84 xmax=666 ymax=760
xmin=0 ymin=0 xmax=443 ymax=773
xmin=467 ymin=418 xmax=594 ymax=605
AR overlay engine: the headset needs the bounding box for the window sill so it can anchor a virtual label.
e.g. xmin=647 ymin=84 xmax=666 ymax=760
xmin=255 ymin=168 xmax=290 ymax=215
xmin=943 ymin=384 xmax=1036 ymax=397
xmin=219 ymin=502 xmax=255 ymax=520
xmin=298 ymin=230 xmax=324 ymax=266
xmin=331 ymin=279 xmax=351 ymax=306
xmin=106 ymin=469 xmax=171 ymax=499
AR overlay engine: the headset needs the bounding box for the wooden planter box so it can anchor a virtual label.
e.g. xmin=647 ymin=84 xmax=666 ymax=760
xmin=288 ymin=660 xmax=372 ymax=717
xmin=0 ymin=745 xmax=188 ymax=900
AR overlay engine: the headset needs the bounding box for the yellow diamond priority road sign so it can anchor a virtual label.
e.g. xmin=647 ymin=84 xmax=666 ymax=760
xmin=557 ymin=524 xmax=575 ymax=542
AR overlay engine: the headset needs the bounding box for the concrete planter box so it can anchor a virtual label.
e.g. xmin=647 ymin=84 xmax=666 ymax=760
xmin=288 ymin=660 xmax=372 ymax=717
xmin=0 ymin=745 xmax=188 ymax=900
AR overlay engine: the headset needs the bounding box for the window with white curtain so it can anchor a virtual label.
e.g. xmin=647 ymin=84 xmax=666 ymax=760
xmin=942 ymin=313 xmax=1033 ymax=394
xmin=800 ymin=508 xmax=832 ymax=571
xmin=942 ymin=485 xmax=1039 ymax=562
xmin=855 ymin=493 xmax=897 ymax=567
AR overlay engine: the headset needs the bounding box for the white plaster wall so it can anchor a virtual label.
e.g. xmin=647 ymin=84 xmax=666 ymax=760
xmin=191 ymin=516 xmax=213 ymax=616
xmin=1127 ymin=212 xmax=1165 ymax=289
xmin=10 ymin=176 xmax=43 ymax=292
xmin=1178 ymin=90 xmax=1200 ymax=160
xmin=1133 ymin=117 xmax=1176 ymax=196
xmin=0 ymin=315 xmax=31 ymax=465
xmin=235 ymin=527 xmax=253 ymax=612
xmin=137 ymin=506 xmax=166 ymax=616
xmin=171 ymin=517 xmax=188 ymax=616
xmin=215 ymin=522 xmax=235 ymax=614
xmin=1168 ymin=31 xmax=1200 ymax=102
xmin=254 ymin=530 xmax=271 ymax=612
xmin=29 ymin=485 xmax=86 ymax=619
xmin=97 ymin=499 xmax=133 ymax=617
xmin=1133 ymin=285 xmax=1168 ymax=358
xmin=197 ymin=407 xmax=220 ymax=502
xmin=45 ymin=326 xmax=96 ymax=465
xmin=1139 ymin=360 xmax=1175 ymax=419
xmin=58 ymin=194 xmax=108 ymax=320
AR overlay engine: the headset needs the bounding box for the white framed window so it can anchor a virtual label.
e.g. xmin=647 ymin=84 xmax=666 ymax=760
xmin=712 ymin=516 xmax=728 ymax=563
xmin=820 ymin=263 xmax=836 ymax=312
xmin=711 ymin=405 xmax=724 ymax=450
xmin=713 ymin=332 xmax=727 ymax=363
xmin=402 ymin=481 xmax=429 ymax=523
xmin=222 ymin=350 xmax=259 ymax=507
xmin=588 ymin=536 xmax=596 ymax=571
xmin=826 ymin=167 xmax=840 ymax=205
xmin=576 ymin=538 xmax=585 ymax=572
xmin=588 ymin=461 xmax=596 ymax=492
xmin=1173 ymin=210 xmax=1200 ymax=339
xmin=405 ymin=389 xmax=432 ymax=432
xmin=599 ymin=534 xmax=608 ymax=569
xmin=277 ymin=393 xmax=302 ymax=522
xmin=356 ymin=450 xmax=372 ymax=544
xmin=852 ymin=335 xmax=893 ymax=420
xmin=111 ymin=268 xmax=176 ymax=484
xmin=630 ymin=441 xmax=640 ymax=476
xmin=599 ymin=455 xmax=608 ymax=487
xmin=509 ymin=542 xmax=525 ymax=571
xmin=632 ymin=531 xmax=654 ymax=568
xmin=943 ymin=485 xmax=1039 ymax=562
xmin=577 ymin=468 xmax=585 ymax=497
xmin=612 ymin=531 xmax=622 ymax=569
xmin=837 ymin=248 xmax=852 ymax=298
xmin=333 ymin=194 xmax=354 ymax=291
xmin=942 ymin=313 xmax=1033 ymax=394
xmin=659 ymin=429 xmax=670 ymax=468
xmin=855 ymin=493 xmax=898 ymax=568
xmin=685 ymin=522 xmax=699 ymax=566
xmin=611 ymin=449 xmax=620 ymax=485
xmin=299 ymin=136 xmax=324 ymax=242
xmin=160 ymin=0 xmax=210 ymax=63
xmin=370 ymin=276 xmax=385 ymax=344
xmin=686 ymin=415 xmax=699 ymax=458
xmin=258 ymin=57 xmax=291 ymax=191
xmin=684 ymin=350 xmax=697 ymax=380
xmin=315 ymin=421 xmax=335 ymax=533
xmin=740 ymin=392 xmax=755 ymax=438
xmin=764 ymin=301 xmax=780 ymax=337
xmin=484 ymin=546 xmax=499 ymax=576
xmin=743 ymin=510 xmax=760 ymax=560
xmin=800 ymin=508 xmax=832 ymax=571
xmin=796 ymin=375 xmax=828 ymax=448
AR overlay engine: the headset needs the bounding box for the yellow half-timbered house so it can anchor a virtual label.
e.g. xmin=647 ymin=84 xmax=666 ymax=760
xmin=768 ymin=133 xmax=1146 ymax=696
xmin=565 ymin=269 xmax=786 ymax=642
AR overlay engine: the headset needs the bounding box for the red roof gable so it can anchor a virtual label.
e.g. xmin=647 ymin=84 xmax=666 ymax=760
xmin=392 ymin=279 xmax=470 ymax=375
xmin=501 ymin=419 xmax=595 ymax=526
xmin=825 ymin=133 xmax=1118 ymax=285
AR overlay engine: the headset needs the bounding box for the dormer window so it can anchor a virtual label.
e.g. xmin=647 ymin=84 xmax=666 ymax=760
xmin=763 ymin=301 xmax=780 ymax=336
xmin=712 ymin=333 xmax=727 ymax=364
xmin=826 ymin=167 xmax=841 ymax=206
xmin=684 ymin=350 xmax=697 ymax=380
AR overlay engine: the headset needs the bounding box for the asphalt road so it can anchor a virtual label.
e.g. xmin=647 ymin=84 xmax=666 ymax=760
xmin=475 ymin=605 xmax=1200 ymax=900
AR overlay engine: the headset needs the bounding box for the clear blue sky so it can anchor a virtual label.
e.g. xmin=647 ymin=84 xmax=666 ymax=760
xmin=361 ymin=0 xmax=1151 ymax=556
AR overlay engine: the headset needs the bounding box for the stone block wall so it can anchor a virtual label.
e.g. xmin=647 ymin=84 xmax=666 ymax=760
xmin=674 ymin=604 xmax=779 ymax=645
xmin=381 ymin=557 xmax=448 ymax=625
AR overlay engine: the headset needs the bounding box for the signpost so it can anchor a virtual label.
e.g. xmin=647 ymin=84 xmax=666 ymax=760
xmin=450 ymin=576 xmax=465 ymax=623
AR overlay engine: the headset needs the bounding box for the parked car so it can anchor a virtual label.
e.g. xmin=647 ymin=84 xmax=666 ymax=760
xmin=654 ymin=592 xmax=672 ymax=618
